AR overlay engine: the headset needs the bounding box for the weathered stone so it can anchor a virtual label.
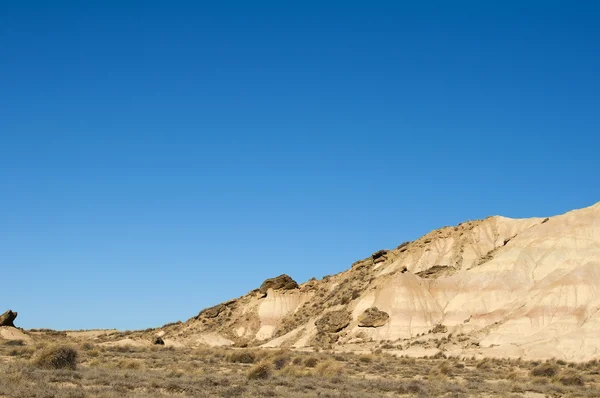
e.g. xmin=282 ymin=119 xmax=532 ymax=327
xmin=259 ymin=274 xmax=299 ymax=294
xmin=0 ymin=310 xmax=17 ymax=327
xmin=416 ymin=265 xmax=454 ymax=279
xmin=397 ymin=241 xmax=410 ymax=252
xmin=198 ymin=304 xmax=225 ymax=319
xmin=371 ymin=250 xmax=388 ymax=261
xmin=358 ymin=307 xmax=389 ymax=327
xmin=315 ymin=310 xmax=351 ymax=333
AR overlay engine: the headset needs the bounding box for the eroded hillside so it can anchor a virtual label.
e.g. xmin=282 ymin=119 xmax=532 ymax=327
xmin=89 ymin=202 xmax=600 ymax=362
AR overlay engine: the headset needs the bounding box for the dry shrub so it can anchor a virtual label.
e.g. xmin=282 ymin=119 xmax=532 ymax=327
xmin=476 ymin=359 xmax=492 ymax=370
xmin=315 ymin=359 xmax=344 ymax=377
xmin=34 ymin=345 xmax=78 ymax=370
xmin=304 ymin=356 xmax=319 ymax=368
xmin=531 ymin=362 xmax=559 ymax=377
xmin=227 ymin=350 xmax=256 ymax=364
xmin=4 ymin=340 xmax=25 ymax=347
xmin=116 ymin=359 xmax=142 ymax=369
xmin=279 ymin=365 xmax=307 ymax=377
xmin=555 ymin=369 xmax=584 ymax=386
xmin=438 ymin=361 xmax=452 ymax=375
xmin=81 ymin=342 xmax=94 ymax=351
xmin=358 ymin=354 xmax=373 ymax=363
xmin=248 ymin=361 xmax=271 ymax=380
xmin=86 ymin=349 xmax=100 ymax=358
xmin=272 ymin=353 xmax=291 ymax=370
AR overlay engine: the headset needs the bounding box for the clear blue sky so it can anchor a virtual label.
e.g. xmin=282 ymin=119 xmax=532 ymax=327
xmin=1 ymin=1 xmax=599 ymax=330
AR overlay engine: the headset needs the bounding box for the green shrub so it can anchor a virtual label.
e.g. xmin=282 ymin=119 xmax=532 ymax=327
xmin=34 ymin=345 xmax=78 ymax=370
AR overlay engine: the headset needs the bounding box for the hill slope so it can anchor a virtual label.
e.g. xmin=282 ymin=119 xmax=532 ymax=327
xmin=144 ymin=202 xmax=600 ymax=361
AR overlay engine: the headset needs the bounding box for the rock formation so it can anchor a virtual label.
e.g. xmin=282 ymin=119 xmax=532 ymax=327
xmin=358 ymin=307 xmax=389 ymax=327
xmin=155 ymin=201 xmax=600 ymax=362
xmin=198 ymin=304 xmax=225 ymax=319
xmin=0 ymin=310 xmax=17 ymax=327
xmin=259 ymin=274 xmax=299 ymax=294
xmin=315 ymin=310 xmax=351 ymax=333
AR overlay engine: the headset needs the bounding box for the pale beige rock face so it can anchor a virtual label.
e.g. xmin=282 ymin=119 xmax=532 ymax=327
xmin=163 ymin=201 xmax=600 ymax=361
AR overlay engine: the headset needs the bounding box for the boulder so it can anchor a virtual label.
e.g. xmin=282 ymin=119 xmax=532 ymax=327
xmin=358 ymin=307 xmax=389 ymax=327
xmin=259 ymin=274 xmax=299 ymax=294
xmin=397 ymin=241 xmax=410 ymax=252
xmin=315 ymin=310 xmax=351 ymax=333
xmin=0 ymin=310 xmax=17 ymax=327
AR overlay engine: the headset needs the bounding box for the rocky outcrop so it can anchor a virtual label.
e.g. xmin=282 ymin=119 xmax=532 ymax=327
xmin=315 ymin=310 xmax=351 ymax=333
xmin=259 ymin=274 xmax=299 ymax=294
xmin=416 ymin=265 xmax=454 ymax=279
xmin=198 ymin=304 xmax=225 ymax=319
xmin=372 ymin=250 xmax=388 ymax=263
xmin=358 ymin=307 xmax=389 ymax=327
xmin=0 ymin=310 xmax=17 ymax=327
xmin=172 ymin=201 xmax=600 ymax=362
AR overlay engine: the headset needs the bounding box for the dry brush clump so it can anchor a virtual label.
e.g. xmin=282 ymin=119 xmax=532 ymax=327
xmin=531 ymin=362 xmax=559 ymax=377
xmin=227 ymin=349 xmax=257 ymax=364
xmin=555 ymin=369 xmax=585 ymax=386
xmin=33 ymin=345 xmax=78 ymax=370
xmin=248 ymin=361 xmax=272 ymax=380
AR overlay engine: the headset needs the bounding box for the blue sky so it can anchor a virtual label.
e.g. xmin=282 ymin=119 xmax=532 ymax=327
xmin=1 ymin=1 xmax=599 ymax=330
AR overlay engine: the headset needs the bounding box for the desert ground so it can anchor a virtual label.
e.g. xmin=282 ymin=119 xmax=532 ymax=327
xmin=1 ymin=328 xmax=600 ymax=398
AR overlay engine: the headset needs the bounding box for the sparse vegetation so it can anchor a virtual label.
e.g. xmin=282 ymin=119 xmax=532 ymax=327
xmin=1 ymin=336 xmax=600 ymax=397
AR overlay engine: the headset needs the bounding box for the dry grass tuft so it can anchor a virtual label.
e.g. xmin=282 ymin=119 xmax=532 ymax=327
xmin=304 ymin=356 xmax=319 ymax=368
xmin=315 ymin=359 xmax=344 ymax=377
xmin=33 ymin=345 xmax=78 ymax=370
xmin=227 ymin=349 xmax=256 ymax=364
xmin=248 ymin=361 xmax=272 ymax=380
xmin=531 ymin=362 xmax=559 ymax=377
xmin=556 ymin=369 xmax=585 ymax=386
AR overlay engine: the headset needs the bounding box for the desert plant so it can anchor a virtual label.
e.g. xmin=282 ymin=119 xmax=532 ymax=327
xmin=248 ymin=361 xmax=271 ymax=380
xmin=304 ymin=356 xmax=319 ymax=368
xmin=531 ymin=362 xmax=559 ymax=377
xmin=555 ymin=369 xmax=584 ymax=386
xmin=315 ymin=359 xmax=344 ymax=377
xmin=358 ymin=354 xmax=373 ymax=363
xmin=34 ymin=345 xmax=78 ymax=370
xmin=3 ymin=340 xmax=25 ymax=347
xmin=272 ymin=353 xmax=291 ymax=370
xmin=227 ymin=350 xmax=256 ymax=364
